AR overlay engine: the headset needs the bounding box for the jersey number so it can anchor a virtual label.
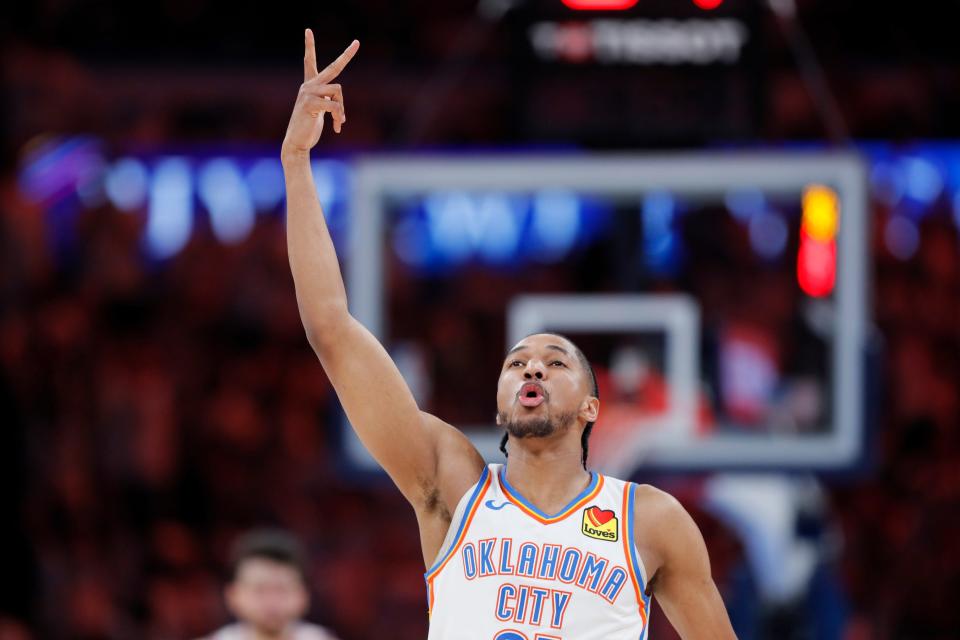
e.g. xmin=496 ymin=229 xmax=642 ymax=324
xmin=493 ymin=632 xmax=562 ymax=640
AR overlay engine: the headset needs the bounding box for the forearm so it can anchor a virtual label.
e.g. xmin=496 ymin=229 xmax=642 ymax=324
xmin=282 ymin=148 xmax=349 ymax=346
xmin=659 ymin=579 xmax=736 ymax=639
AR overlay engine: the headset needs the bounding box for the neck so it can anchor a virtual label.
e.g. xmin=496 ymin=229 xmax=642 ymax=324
xmin=245 ymin=624 xmax=292 ymax=640
xmin=503 ymin=431 xmax=591 ymax=515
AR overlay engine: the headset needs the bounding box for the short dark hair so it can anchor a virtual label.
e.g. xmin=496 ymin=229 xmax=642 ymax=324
xmin=230 ymin=528 xmax=309 ymax=583
xmin=499 ymin=333 xmax=599 ymax=469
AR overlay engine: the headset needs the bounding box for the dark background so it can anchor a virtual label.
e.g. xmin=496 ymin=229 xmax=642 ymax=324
xmin=2 ymin=0 xmax=959 ymax=638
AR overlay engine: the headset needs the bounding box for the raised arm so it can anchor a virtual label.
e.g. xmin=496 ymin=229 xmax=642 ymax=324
xmin=281 ymin=30 xmax=484 ymax=518
xmin=635 ymin=486 xmax=737 ymax=639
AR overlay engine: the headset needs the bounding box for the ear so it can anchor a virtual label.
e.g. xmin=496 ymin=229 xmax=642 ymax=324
xmin=224 ymin=582 xmax=238 ymax=615
xmin=291 ymin=581 xmax=310 ymax=617
xmin=579 ymin=396 xmax=599 ymax=424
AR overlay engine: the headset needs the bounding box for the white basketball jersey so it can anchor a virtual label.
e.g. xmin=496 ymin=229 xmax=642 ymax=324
xmin=202 ymin=623 xmax=338 ymax=640
xmin=426 ymin=464 xmax=652 ymax=640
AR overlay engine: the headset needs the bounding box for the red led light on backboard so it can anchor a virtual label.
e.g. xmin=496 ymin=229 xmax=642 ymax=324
xmin=561 ymin=0 xmax=640 ymax=10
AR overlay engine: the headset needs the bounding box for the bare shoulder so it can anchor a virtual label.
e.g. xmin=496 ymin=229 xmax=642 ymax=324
xmin=421 ymin=412 xmax=487 ymax=513
xmin=632 ymin=483 xmax=692 ymax=530
xmin=633 ymin=483 xmax=684 ymax=512
xmin=631 ymin=484 xmax=706 ymax=578
xmin=421 ymin=411 xmax=486 ymax=470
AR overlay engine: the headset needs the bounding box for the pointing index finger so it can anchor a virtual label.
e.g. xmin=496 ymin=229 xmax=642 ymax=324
xmin=304 ymin=28 xmax=319 ymax=81
xmin=316 ymin=39 xmax=359 ymax=84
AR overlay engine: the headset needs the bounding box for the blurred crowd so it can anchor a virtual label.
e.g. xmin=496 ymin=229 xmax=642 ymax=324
xmin=0 ymin=189 xmax=431 ymax=638
xmin=832 ymin=209 xmax=960 ymax=637
xmin=3 ymin=0 xmax=960 ymax=637
xmin=1 ymin=155 xmax=959 ymax=638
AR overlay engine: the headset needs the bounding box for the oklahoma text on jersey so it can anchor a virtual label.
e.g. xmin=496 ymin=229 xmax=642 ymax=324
xmin=425 ymin=464 xmax=653 ymax=640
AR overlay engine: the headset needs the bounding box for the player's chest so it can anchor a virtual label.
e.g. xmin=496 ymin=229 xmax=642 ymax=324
xmin=456 ymin=497 xmax=631 ymax=593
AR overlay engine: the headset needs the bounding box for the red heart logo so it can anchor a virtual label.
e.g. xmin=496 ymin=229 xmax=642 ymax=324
xmin=587 ymin=507 xmax=615 ymax=526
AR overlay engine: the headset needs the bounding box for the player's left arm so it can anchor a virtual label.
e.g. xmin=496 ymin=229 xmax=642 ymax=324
xmin=636 ymin=486 xmax=737 ymax=639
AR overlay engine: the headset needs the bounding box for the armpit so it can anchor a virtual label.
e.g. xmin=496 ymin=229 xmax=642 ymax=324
xmin=422 ymin=484 xmax=453 ymax=523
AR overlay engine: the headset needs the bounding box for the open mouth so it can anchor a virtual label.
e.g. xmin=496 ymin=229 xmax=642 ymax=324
xmin=518 ymin=382 xmax=546 ymax=408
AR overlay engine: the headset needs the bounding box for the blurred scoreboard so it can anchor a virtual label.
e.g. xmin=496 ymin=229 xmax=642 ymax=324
xmin=504 ymin=0 xmax=764 ymax=144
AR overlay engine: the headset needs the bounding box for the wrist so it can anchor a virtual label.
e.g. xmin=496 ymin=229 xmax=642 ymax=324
xmin=281 ymin=143 xmax=311 ymax=168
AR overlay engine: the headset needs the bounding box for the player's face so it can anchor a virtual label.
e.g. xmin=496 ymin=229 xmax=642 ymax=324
xmin=225 ymin=558 xmax=308 ymax=636
xmin=496 ymin=334 xmax=593 ymax=438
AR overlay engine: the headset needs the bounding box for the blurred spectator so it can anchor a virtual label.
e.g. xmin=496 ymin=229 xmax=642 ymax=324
xmin=199 ymin=529 xmax=338 ymax=640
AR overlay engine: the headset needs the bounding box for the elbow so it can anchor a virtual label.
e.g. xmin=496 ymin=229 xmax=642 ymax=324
xmin=302 ymin=302 xmax=352 ymax=354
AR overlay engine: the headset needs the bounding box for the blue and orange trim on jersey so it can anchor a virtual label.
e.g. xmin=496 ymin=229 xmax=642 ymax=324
xmin=424 ymin=466 xmax=492 ymax=616
xmin=498 ymin=468 xmax=604 ymax=525
xmin=623 ymin=482 xmax=652 ymax=637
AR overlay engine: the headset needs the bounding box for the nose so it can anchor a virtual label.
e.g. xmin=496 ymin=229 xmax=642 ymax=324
xmin=523 ymin=360 xmax=545 ymax=380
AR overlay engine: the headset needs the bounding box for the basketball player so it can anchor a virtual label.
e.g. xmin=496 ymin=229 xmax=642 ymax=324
xmin=282 ymin=29 xmax=737 ymax=639
xmin=201 ymin=529 xmax=338 ymax=640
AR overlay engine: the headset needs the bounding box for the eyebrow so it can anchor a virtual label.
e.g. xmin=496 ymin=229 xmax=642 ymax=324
xmin=505 ymin=344 xmax=570 ymax=358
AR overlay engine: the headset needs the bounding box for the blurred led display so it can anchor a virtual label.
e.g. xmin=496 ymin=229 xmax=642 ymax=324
xmin=17 ymin=139 xmax=960 ymax=268
xmin=797 ymin=185 xmax=839 ymax=298
xmin=516 ymin=0 xmax=761 ymax=142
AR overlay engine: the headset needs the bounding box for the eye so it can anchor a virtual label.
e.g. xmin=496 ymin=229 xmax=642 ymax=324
xmin=550 ymin=360 xmax=566 ymax=367
xmin=509 ymin=360 xmax=524 ymax=367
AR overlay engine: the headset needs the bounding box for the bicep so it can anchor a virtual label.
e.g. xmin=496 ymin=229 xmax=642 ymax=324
xmin=313 ymin=317 xmax=484 ymax=513
xmin=314 ymin=316 xmax=438 ymax=504
xmin=649 ymin=498 xmax=737 ymax=639
xmin=430 ymin=414 xmax=487 ymax=509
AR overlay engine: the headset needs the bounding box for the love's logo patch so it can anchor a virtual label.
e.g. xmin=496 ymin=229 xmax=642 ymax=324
xmin=581 ymin=506 xmax=618 ymax=542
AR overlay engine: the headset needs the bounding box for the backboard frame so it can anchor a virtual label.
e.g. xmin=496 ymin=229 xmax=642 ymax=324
xmin=344 ymin=152 xmax=869 ymax=471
